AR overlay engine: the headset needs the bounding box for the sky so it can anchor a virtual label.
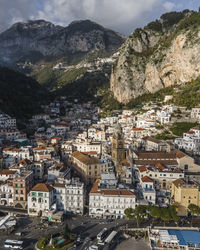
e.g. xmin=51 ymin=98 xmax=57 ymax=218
xmin=0 ymin=0 xmax=199 ymax=35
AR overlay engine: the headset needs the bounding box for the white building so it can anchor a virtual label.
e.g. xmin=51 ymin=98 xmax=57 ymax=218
xmin=65 ymin=178 xmax=84 ymax=215
xmin=0 ymin=181 xmax=13 ymax=206
xmin=28 ymin=183 xmax=54 ymax=216
xmin=136 ymin=118 xmax=155 ymax=128
xmin=174 ymin=127 xmax=200 ymax=154
xmin=191 ymin=106 xmax=200 ymax=120
xmin=139 ymin=176 xmax=156 ymax=205
xmin=73 ymin=141 xmax=101 ymax=154
xmin=89 ymin=181 xmax=136 ymax=219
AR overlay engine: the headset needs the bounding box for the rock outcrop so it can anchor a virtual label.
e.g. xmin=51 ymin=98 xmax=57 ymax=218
xmin=110 ymin=10 xmax=200 ymax=103
xmin=0 ymin=19 xmax=125 ymax=65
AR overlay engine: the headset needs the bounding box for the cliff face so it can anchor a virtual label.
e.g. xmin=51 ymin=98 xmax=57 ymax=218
xmin=0 ymin=19 xmax=125 ymax=65
xmin=110 ymin=10 xmax=200 ymax=103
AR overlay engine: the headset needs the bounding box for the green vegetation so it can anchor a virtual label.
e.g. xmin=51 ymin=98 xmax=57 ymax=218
xmin=188 ymin=204 xmax=200 ymax=216
xmin=33 ymin=66 xmax=87 ymax=91
xmin=161 ymin=11 xmax=187 ymax=29
xmin=98 ymin=89 xmax=122 ymax=114
xmin=155 ymin=131 xmax=176 ymax=140
xmin=54 ymin=70 xmax=110 ymax=103
xmin=173 ymin=77 xmax=200 ymax=108
xmin=0 ymin=67 xmax=49 ymax=119
xmin=125 ymin=205 xmax=179 ymax=226
xmin=146 ymin=20 xmax=162 ymax=32
xmin=125 ymin=86 xmax=174 ymax=109
xmin=37 ymin=224 xmax=76 ymax=250
xmin=170 ymin=122 xmax=198 ymax=136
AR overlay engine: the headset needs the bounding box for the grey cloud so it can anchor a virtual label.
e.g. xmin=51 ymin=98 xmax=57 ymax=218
xmin=0 ymin=0 xmax=198 ymax=35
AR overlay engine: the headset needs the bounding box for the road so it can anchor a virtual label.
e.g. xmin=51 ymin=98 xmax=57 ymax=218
xmin=0 ymin=215 xmax=200 ymax=250
xmin=0 ymin=215 xmax=132 ymax=250
xmin=0 ymin=205 xmax=27 ymax=214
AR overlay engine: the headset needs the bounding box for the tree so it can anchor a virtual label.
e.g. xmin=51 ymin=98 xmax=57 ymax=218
xmin=62 ymin=224 xmax=70 ymax=239
xmin=160 ymin=208 xmax=171 ymax=226
xmin=169 ymin=205 xmax=180 ymax=225
xmin=149 ymin=206 xmax=162 ymax=225
xmin=124 ymin=205 xmax=148 ymax=227
xmin=124 ymin=208 xmax=135 ymax=220
xmin=188 ymin=204 xmax=200 ymax=226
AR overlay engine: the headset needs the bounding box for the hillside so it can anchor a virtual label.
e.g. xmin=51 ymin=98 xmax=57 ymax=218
xmin=110 ymin=10 xmax=200 ymax=104
xmin=0 ymin=67 xmax=49 ymax=119
xmin=0 ymin=19 xmax=124 ymax=67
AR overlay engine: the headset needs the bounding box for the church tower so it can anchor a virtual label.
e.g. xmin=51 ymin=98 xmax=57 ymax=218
xmin=112 ymin=124 xmax=126 ymax=175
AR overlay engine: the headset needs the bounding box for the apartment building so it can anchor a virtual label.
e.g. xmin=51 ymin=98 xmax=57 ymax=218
xmin=89 ymin=181 xmax=136 ymax=219
xmin=13 ymin=171 xmax=34 ymax=208
xmin=28 ymin=183 xmax=54 ymax=216
xmin=70 ymin=151 xmax=101 ymax=184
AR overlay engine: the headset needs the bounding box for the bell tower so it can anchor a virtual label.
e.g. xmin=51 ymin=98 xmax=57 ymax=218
xmin=112 ymin=124 xmax=125 ymax=175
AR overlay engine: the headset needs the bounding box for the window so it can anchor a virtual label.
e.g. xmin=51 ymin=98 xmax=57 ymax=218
xmin=16 ymin=190 xmax=18 ymax=194
xmin=38 ymin=193 xmax=43 ymax=197
xmin=21 ymin=190 xmax=23 ymax=194
xmin=15 ymin=184 xmax=18 ymax=187
xmin=45 ymin=200 xmax=47 ymax=203
xmin=20 ymin=184 xmax=23 ymax=188
xmin=20 ymin=197 xmax=23 ymax=201
xmin=32 ymin=192 xmax=36 ymax=196
xmin=16 ymin=197 xmax=18 ymax=200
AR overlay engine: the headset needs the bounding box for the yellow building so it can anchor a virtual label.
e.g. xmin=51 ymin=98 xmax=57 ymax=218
xmin=171 ymin=178 xmax=200 ymax=216
xmin=70 ymin=151 xmax=101 ymax=184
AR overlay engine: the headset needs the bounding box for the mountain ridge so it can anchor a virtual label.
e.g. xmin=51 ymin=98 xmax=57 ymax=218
xmin=110 ymin=10 xmax=200 ymax=104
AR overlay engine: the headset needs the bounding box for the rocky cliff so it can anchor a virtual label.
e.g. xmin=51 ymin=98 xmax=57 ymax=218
xmin=110 ymin=10 xmax=200 ymax=103
xmin=0 ymin=19 xmax=124 ymax=65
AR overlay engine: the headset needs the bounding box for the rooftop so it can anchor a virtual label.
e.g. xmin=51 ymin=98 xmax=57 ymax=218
xmin=31 ymin=183 xmax=53 ymax=192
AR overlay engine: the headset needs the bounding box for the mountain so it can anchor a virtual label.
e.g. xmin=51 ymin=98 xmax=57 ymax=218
xmin=110 ymin=10 xmax=200 ymax=104
xmin=0 ymin=19 xmax=125 ymax=66
xmin=0 ymin=67 xmax=49 ymax=119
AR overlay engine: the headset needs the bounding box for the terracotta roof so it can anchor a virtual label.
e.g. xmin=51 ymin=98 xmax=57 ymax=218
xmin=138 ymin=165 xmax=147 ymax=172
xmin=142 ymin=136 xmax=161 ymax=144
xmin=172 ymin=149 xmax=186 ymax=159
xmin=71 ymin=151 xmax=99 ymax=165
xmin=101 ymin=189 xmax=135 ymax=196
xmin=185 ymin=131 xmax=195 ymax=134
xmin=83 ymin=151 xmax=98 ymax=155
xmin=3 ymin=148 xmax=19 ymax=152
xmin=141 ymin=176 xmax=153 ymax=182
xmin=89 ymin=180 xmax=135 ymax=196
xmin=154 ymin=163 xmax=165 ymax=171
xmin=120 ymin=159 xmax=130 ymax=167
xmin=172 ymin=178 xmax=185 ymax=188
xmin=134 ymin=160 xmax=178 ymax=166
xmin=0 ymin=169 xmax=16 ymax=175
xmin=53 ymin=183 xmax=65 ymax=188
xmin=192 ymin=126 xmax=200 ymax=131
xmin=134 ymin=151 xmax=176 ymax=159
xmin=132 ymin=128 xmax=143 ymax=131
xmin=31 ymin=183 xmax=53 ymax=192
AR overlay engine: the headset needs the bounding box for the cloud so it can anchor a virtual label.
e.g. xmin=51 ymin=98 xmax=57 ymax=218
xmin=36 ymin=0 xmax=163 ymax=34
xmin=163 ymin=1 xmax=175 ymax=11
xmin=0 ymin=0 xmax=199 ymax=35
